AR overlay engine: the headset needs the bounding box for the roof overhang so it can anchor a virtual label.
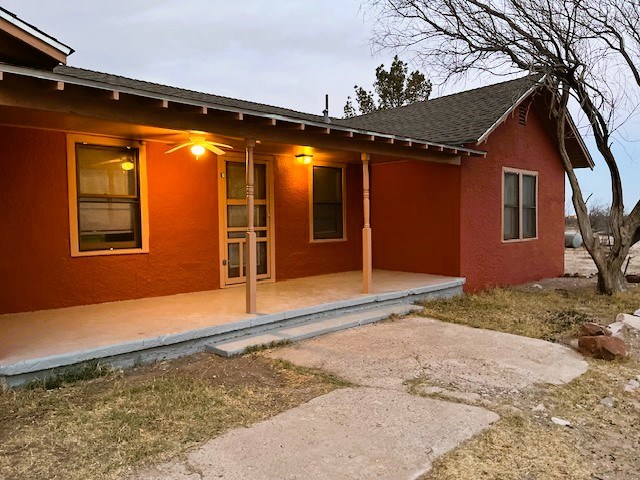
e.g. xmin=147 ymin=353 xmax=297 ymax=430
xmin=475 ymin=76 xmax=594 ymax=169
xmin=0 ymin=8 xmax=73 ymax=69
xmin=0 ymin=62 xmax=486 ymax=163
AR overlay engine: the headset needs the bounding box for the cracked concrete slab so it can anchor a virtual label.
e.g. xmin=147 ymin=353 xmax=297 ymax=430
xmin=132 ymin=387 xmax=499 ymax=480
xmin=268 ymin=316 xmax=588 ymax=393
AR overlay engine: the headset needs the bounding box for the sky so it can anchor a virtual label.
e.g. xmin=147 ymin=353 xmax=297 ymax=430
xmin=3 ymin=0 xmax=639 ymax=212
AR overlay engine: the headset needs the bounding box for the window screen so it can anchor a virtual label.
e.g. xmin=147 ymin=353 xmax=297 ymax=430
xmin=503 ymin=172 xmax=520 ymax=240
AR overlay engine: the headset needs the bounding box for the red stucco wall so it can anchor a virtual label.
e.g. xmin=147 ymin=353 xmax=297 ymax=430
xmin=460 ymin=105 xmax=566 ymax=292
xmin=273 ymin=157 xmax=363 ymax=280
xmin=370 ymin=161 xmax=461 ymax=277
xmin=0 ymin=126 xmax=220 ymax=314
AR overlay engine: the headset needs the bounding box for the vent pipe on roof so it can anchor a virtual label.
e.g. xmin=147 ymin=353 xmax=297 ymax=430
xmin=323 ymin=94 xmax=331 ymax=123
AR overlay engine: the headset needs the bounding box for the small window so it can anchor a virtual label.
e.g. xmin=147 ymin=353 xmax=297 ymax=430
xmin=311 ymin=165 xmax=345 ymax=240
xmin=503 ymin=169 xmax=538 ymax=241
xmin=67 ymin=135 xmax=148 ymax=256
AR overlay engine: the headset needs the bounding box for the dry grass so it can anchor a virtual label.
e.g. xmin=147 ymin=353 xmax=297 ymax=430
xmin=419 ymin=280 xmax=640 ymax=480
xmin=0 ymin=353 xmax=347 ymax=480
xmin=418 ymin=282 xmax=640 ymax=342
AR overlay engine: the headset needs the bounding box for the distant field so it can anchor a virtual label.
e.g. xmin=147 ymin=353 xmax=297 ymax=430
xmin=565 ymin=242 xmax=640 ymax=276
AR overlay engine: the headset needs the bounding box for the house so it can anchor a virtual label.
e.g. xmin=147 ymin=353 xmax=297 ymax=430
xmin=0 ymin=9 xmax=592 ymax=384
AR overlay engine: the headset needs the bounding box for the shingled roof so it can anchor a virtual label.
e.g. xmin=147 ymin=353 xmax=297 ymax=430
xmin=54 ymin=65 xmax=329 ymax=125
xmin=339 ymin=75 xmax=542 ymax=146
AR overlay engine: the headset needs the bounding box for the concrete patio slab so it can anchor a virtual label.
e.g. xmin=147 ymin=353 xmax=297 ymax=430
xmin=133 ymin=387 xmax=499 ymax=480
xmin=1 ymin=270 xmax=462 ymax=366
xmin=268 ymin=316 xmax=588 ymax=393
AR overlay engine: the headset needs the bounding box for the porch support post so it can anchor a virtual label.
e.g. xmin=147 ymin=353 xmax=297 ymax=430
xmin=362 ymin=153 xmax=372 ymax=294
xmin=245 ymin=138 xmax=257 ymax=314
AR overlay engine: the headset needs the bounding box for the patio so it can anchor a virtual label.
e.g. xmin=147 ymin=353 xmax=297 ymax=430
xmin=0 ymin=270 xmax=464 ymax=385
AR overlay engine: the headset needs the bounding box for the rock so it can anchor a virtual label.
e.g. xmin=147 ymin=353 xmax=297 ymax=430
xmin=615 ymin=313 xmax=640 ymax=331
xmin=532 ymin=284 xmax=543 ymax=289
xmin=624 ymin=379 xmax=640 ymax=393
xmin=551 ymin=417 xmax=571 ymax=427
xmin=578 ymin=336 xmax=628 ymax=360
xmin=634 ymin=309 xmax=640 ymax=317
xmin=600 ymin=397 xmax=616 ymax=407
xmin=606 ymin=322 xmax=625 ymax=337
xmin=532 ymin=403 xmax=546 ymax=412
xmin=579 ymin=322 xmax=610 ymax=337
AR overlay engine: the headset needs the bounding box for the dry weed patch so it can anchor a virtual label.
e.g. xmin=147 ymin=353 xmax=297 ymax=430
xmin=0 ymin=354 xmax=344 ymax=480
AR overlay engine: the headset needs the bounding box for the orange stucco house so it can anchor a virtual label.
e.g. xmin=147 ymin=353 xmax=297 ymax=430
xmin=0 ymin=9 xmax=593 ymax=384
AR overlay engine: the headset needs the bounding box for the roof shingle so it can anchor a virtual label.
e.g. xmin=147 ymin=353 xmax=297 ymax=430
xmin=339 ymin=75 xmax=542 ymax=146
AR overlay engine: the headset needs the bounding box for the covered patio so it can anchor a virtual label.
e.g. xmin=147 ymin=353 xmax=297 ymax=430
xmin=0 ymin=270 xmax=464 ymax=385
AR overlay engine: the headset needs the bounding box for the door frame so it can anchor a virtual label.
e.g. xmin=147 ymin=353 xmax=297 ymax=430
xmin=217 ymin=153 xmax=276 ymax=288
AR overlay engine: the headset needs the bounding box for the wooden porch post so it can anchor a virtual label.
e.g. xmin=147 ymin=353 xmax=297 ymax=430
xmin=245 ymin=138 xmax=257 ymax=314
xmin=362 ymin=153 xmax=372 ymax=294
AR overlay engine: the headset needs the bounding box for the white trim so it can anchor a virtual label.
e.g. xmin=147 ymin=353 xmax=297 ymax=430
xmin=476 ymin=81 xmax=542 ymax=145
xmin=66 ymin=134 xmax=149 ymax=257
xmin=501 ymin=167 xmax=539 ymax=243
xmin=0 ymin=9 xmax=73 ymax=56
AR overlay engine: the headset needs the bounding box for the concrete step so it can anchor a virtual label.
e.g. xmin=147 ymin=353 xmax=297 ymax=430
xmin=208 ymin=303 xmax=420 ymax=357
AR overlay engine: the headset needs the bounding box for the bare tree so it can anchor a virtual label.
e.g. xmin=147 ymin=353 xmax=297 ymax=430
xmin=367 ymin=0 xmax=640 ymax=294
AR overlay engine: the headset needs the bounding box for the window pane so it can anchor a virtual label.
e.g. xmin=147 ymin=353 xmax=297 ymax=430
xmin=226 ymin=162 xmax=267 ymax=200
xmin=503 ymin=172 xmax=519 ymax=207
xmin=227 ymin=205 xmax=266 ymax=228
xmin=78 ymin=200 xmax=140 ymax=250
xmin=313 ymin=166 xmax=342 ymax=203
xmin=523 ymin=207 xmax=537 ymax=238
xmin=257 ymin=241 xmax=268 ymax=275
xmin=254 ymin=164 xmax=267 ymax=200
xmin=523 ymin=175 xmax=536 ymax=207
xmin=228 ymin=242 xmax=240 ymax=278
xmin=313 ymin=166 xmax=344 ymax=239
xmin=226 ymin=162 xmax=245 ymax=200
xmin=313 ymin=204 xmax=343 ymax=239
xmin=77 ymin=144 xmax=137 ymax=196
xmin=504 ymin=206 xmax=519 ymax=240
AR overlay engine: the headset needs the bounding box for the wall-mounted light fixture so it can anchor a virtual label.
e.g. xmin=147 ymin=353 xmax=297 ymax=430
xmin=296 ymin=153 xmax=313 ymax=165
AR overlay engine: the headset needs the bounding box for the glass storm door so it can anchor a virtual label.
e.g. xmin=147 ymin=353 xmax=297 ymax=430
xmin=221 ymin=158 xmax=272 ymax=285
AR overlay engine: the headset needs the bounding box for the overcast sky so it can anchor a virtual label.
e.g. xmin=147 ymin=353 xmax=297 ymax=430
xmin=4 ymin=0 xmax=639 ymax=210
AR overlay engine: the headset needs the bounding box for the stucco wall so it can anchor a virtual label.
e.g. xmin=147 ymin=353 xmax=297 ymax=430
xmin=0 ymin=126 xmax=220 ymax=314
xmin=0 ymin=126 xmax=366 ymax=314
xmin=460 ymin=104 xmax=566 ymax=292
xmin=370 ymin=160 xmax=461 ymax=277
xmin=273 ymin=156 xmax=363 ymax=280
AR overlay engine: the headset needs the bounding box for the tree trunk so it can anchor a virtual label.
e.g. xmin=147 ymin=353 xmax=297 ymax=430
xmin=596 ymin=259 xmax=628 ymax=295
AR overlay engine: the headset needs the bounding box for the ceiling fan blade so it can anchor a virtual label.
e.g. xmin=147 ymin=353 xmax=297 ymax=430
xmin=206 ymin=141 xmax=233 ymax=150
xmin=203 ymin=143 xmax=226 ymax=155
xmin=165 ymin=142 xmax=192 ymax=154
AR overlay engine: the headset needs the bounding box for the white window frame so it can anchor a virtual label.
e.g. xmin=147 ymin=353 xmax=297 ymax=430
xmin=501 ymin=167 xmax=539 ymax=243
xmin=309 ymin=162 xmax=347 ymax=243
xmin=66 ymin=134 xmax=149 ymax=257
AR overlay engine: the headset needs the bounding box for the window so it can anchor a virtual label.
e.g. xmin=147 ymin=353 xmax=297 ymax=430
xmin=67 ymin=135 xmax=149 ymax=256
xmin=502 ymin=168 xmax=537 ymax=241
xmin=311 ymin=165 xmax=346 ymax=241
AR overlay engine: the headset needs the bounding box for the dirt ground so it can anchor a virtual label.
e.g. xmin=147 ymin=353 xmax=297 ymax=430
xmin=0 ymin=354 xmax=344 ymax=480
xmin=565 ymin=243 xmax=640 ymax=277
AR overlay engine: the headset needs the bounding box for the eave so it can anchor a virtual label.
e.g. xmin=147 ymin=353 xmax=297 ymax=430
xmin=0 ymin=62 xmax=487 ymax=162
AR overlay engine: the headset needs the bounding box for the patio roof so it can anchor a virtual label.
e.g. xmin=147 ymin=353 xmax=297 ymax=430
xmin=0 ymin=62 xmax=486 ymax=161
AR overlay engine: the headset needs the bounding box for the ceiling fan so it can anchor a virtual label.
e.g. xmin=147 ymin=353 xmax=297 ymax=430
xmin=165 ymin=136 xmax=233 ymax=157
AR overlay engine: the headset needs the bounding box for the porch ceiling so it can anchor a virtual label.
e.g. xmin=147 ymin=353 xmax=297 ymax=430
xmin=0 ymin=63 xmax=486 ymax=164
